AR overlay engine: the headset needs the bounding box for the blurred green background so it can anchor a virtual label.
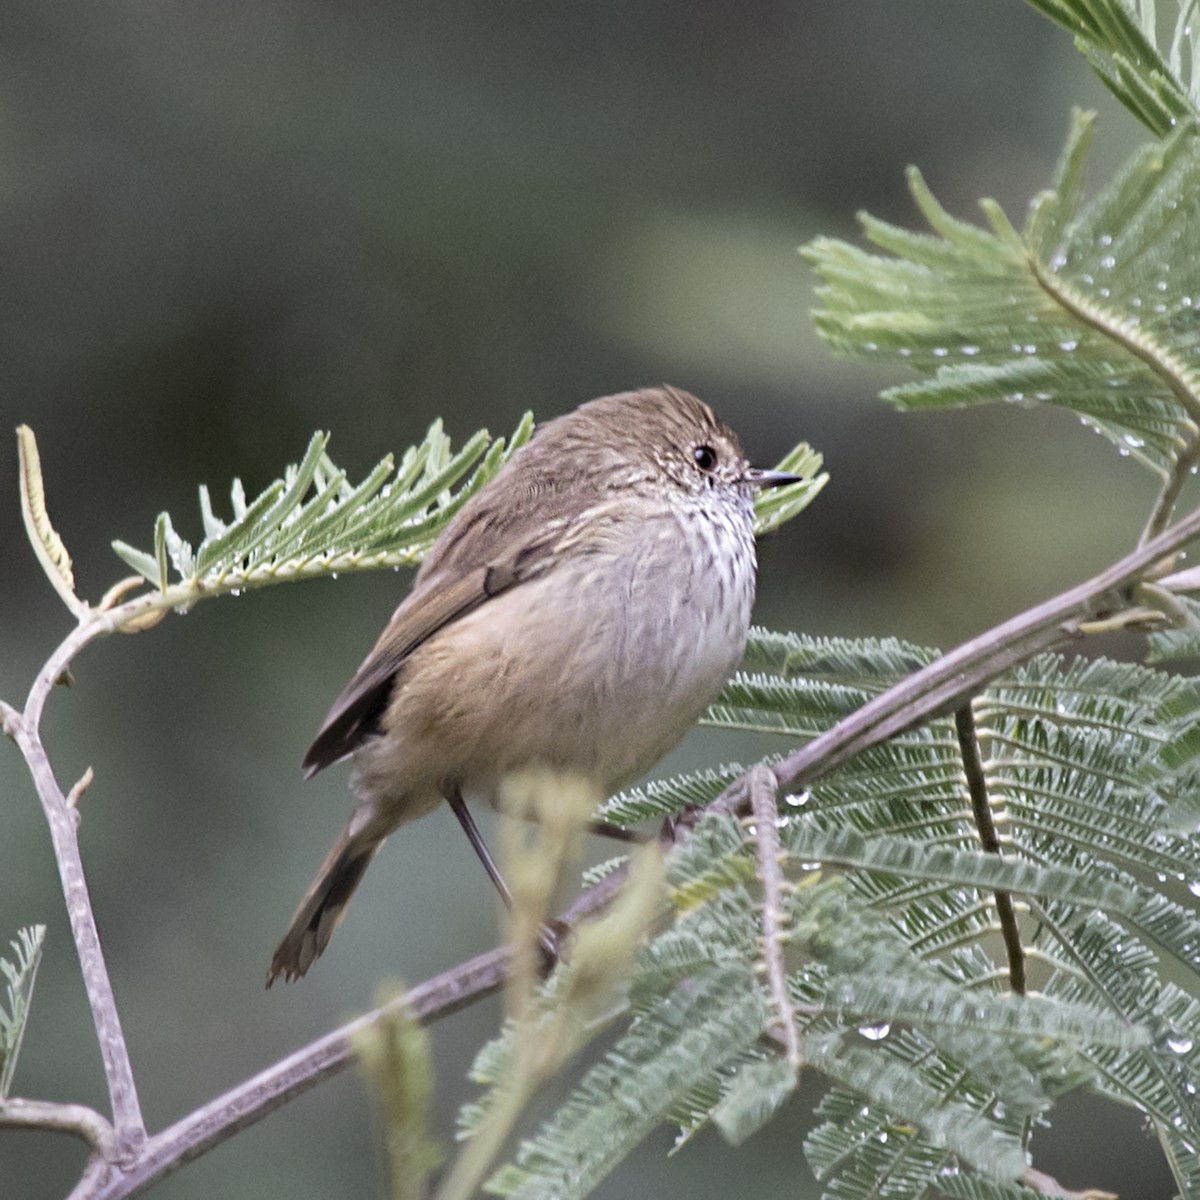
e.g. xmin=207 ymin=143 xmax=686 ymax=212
xmin=0 ymin=1 xmax=1180 ymax=1196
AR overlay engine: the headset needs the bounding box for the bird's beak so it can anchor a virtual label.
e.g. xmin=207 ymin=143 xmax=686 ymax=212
xmin=745 ymin=466 xmax=805 ymax=489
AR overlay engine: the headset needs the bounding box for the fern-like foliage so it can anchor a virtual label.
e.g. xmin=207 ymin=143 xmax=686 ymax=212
xmin=107 ymin=417 xmax=824 ymax=619
xmin=111 ymin=416 xmax=535 ymax=604
xmin=0 ymin=926 xmax=45 ymax=1100
xmin=805 ymin=107 xmax=1200 ymax=479
xmin=472 ymin=625 xmax=1200 ymax=1199
xmin=1029 ymin=0 xmax=1200 ymax=135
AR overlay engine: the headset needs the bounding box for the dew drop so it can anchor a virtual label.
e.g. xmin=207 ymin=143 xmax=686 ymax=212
xmin=785 ymin=791 xmax=811 ymax=808
xmin=1168 ymin=1033 xmax=1194 ymax=1054
xmin=898 ymin=348 xmax=912 ymax=358
xmin=1188 ymin=879 xmax=1200 ymax=896
xmin=1099 ymin=234 xmax=1113 ymax=247
xmin=798 ymin=861 xmax=821 ymax=871
xmin=1100 ymin=254 xmax=1116 ymax=269
xmin=859 ymin=1022 xmax=891 ymax=1042
xmin=961 ymin=344 xmax=980 ymax=356
xmin=1023 ymin=344 xmax=1038 ymax=355
xmin=1059 ymin=339 xmax=1078 ymax=352
xmin=932 ymin=347 xmax=948 ymax=358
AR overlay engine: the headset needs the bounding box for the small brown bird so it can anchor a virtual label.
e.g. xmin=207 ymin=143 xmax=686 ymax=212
xmin=267 ymin=386 xmax=800 ymax=984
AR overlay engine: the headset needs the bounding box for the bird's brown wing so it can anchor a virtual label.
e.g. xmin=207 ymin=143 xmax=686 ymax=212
xmin=300 ymin=500 xmax=578 ymax=777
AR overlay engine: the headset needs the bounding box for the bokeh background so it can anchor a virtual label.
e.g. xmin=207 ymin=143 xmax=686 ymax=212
xmin=0 ymin=1 xmax=1180 ymax=1196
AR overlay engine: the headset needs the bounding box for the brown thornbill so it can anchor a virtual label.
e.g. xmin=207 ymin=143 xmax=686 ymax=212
xmin=267 ymin=385 xmax=802 ymax=985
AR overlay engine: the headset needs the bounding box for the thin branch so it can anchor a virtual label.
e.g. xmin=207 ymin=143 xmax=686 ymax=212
xmin=747 ymin=765 xmax=802 ymax=1072
xmin=85 ymin=869 xmax=629 ymax=1200
xmin=1021 ymin=1164 xmax=1117 ymax=1200
xmin=0 ymin=698 xmax=20 ymax=742
xmin=954 ymin=703 xmax=1026 ymax=996
xmin=8 ymin=721 xmax=146 ymax=1155
xmin=0 ymin=1097 xmax=117 ymax=1157
xmin=739 ymin=494 xmax=1200 ymax=805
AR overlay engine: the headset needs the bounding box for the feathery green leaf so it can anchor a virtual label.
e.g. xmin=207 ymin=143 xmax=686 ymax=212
xmin=0 ymin=926 xmax=45 ymax=1099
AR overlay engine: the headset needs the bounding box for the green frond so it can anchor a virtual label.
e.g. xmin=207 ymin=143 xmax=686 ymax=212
xmin=0 ymin=926 xmax=46 ymax=1100
xmin=805 ymin=115 xmax=1200 ymax=477
xmin=805 ymin=1087 xmax=961 ymax=1200
xmin=752 ymin=442 xmax=829 ymax=535
xmin=664 ymin=1048 xmax=776 ymax=1152
xmin=596 ymin=762 xmax=751 ymax=826
xmin=804 ymin=1034 xmax=1029 ymax=1182
xmin=934 ymin=1177 xmax=1043 ymax=1200
xmin=778 ymin=823 xmax=1134 ymax=912
xmin=709 ymin=1057 xmax=798 ymax=1145
xmin=812 ymin=974 xmax=1143 ymax=1053
xmin=112 ymin=417 xmax=534 ymax=609
xmin=739 ymin=627 xmax=939 ymax=685
xmin=1035 ymin=902 xmax=1200 ymax=1163
xmin=485 ymin=965 xmax=766 ymax=1199
xmin=1147 ymin=595 xmax=1200 ymax=666
xmin=1027 ymin=0 xmax=1197 ymax=134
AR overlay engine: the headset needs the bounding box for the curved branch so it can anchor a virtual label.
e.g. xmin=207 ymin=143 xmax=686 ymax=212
xmin=0 ymin=1097 xmax=116 ymax=1157
xmin=85 ymin=870 xmax=628 ymax=1200
xmin=763 ymin=495 xmax=1200 ymax=796
xmin=10 ymin=721 xmax=146 ymax=1154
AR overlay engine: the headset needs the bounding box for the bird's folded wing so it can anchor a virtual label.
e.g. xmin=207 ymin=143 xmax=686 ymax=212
xmin=300 ymin=521 xmax=571 ymax=777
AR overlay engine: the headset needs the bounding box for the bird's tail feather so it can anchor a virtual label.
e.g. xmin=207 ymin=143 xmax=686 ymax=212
xmin=266 ymin=830 xmax=383 ymax=986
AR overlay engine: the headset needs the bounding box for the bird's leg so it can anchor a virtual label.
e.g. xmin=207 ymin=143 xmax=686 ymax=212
xmin=443 ymin=784 xmax=560 ymax=969
xmin=659 ymin=802 xmax=705 ymax=845
xmin=445 ymin=784 xmax=514 ymax=907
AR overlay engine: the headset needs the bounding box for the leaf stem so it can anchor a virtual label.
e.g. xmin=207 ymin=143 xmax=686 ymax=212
xmin=954 ymin=703 xmax=1026 ymax=996
xmin=748 ymin=765 xmax=803 ymax=1071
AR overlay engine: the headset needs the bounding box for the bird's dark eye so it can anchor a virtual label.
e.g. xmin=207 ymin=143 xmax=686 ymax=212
xmin=693 ymin=444 xmax=718 ymax=472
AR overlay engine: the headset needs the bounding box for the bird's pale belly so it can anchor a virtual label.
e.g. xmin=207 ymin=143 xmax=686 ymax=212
xmin=354 ymin=527 xmax=754 ymax=821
